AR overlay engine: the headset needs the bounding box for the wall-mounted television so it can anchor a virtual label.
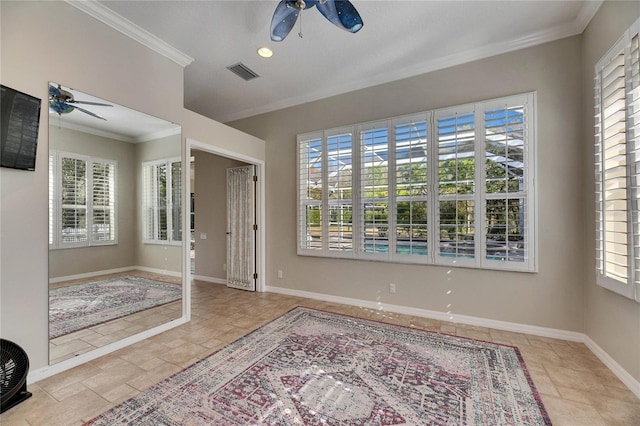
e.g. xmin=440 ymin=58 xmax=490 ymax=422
xmin=1 ymin=85 xmax=42 ymax=171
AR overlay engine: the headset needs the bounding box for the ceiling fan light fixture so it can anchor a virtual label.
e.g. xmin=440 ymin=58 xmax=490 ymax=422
xmin=257 ymin=47 xmax=273 ymax=58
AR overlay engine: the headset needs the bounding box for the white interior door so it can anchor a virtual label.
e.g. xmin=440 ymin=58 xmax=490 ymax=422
xmin=226 ymin=165 xmax=256 ymax=291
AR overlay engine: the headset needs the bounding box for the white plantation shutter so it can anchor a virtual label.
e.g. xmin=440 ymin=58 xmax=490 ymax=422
xmin=394 ymin=115 xmax=429 ymax=259
xmin=296 ymin=93 xmax=536 ymax=272
xmin=49 ymin=151 xmax=117 ymax=248
xmin=91 ymin=161 xmax=116 ymax=243
xmin=60 ymin=156 xmax=88 ymax=245
xmin=435 ymin=107 xmax=477 ymax=266
xmin=326 ymin=129 xmax=354 ymax=253
xmin=483 ymin=97 xmax=532 ymax=267
xmin=595 ymin=17 xmax=640 ymax=302
xmin=171 ymin=160 xmax=182 ymax=242
xmin=359 ymin=122 xmax=390 ymax=258
xmin=297 ymin=129 xmax=354 ymax=256
xmin=142 ymin=157 xmax=182 ymax=244
xmin=298 ymin=133 xmax=324 ymax=251
xmin=49 ymin=154 xmax=55 ymax=247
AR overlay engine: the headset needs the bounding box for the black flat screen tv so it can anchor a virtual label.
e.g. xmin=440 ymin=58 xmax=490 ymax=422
xmin=1 ymin=85 xmax=42 ymax=171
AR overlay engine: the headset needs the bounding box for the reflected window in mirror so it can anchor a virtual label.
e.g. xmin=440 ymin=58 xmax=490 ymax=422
xmin=143 ymin=156 xmax=182 ymax=245
xmin=48 ymin=82 xmax=184 ymax=365
xmin=49 ymin=150 xmax=117 ymax=248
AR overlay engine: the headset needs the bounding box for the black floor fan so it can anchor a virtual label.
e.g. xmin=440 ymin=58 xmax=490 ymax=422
xmin=1 ymin=339 xmax=32 ymax=413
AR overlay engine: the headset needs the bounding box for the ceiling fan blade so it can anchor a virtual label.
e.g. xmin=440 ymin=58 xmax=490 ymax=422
xmin=73 ymin=105 xmax=107 ymax=120
xmin=70 ymin=100 xmax=114 ymax=107
xmin=316 ymin=0 xmax=363 ymax=33
xmin=271 ymin=0 xmax=300 ymax=41
xmin=49 ymin=100 xmax=75 ymax=115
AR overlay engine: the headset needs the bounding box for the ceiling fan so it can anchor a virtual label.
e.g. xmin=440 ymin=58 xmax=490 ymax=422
xmin=48 ymin=84 xmax=113 ymax=121
xmin=270 ymin=0 xmax=363 ymax=42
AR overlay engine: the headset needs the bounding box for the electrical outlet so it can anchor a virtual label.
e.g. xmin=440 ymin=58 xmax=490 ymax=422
xmin=389 ymin=283 xmax=396 ymax=294
xmin=200 ymin=232 xmax=207 ymax=239
xmin=223 ymin=263 xmax=226 ymax=271
xmin=277 ymin=270 xmax=283 ymax=279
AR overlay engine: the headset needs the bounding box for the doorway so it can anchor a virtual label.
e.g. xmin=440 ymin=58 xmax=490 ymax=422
xmin=187 ymin=140 xmax=265 ymax=304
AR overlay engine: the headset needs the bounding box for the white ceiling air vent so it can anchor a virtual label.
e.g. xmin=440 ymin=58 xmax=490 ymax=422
xmin=227 ymin=63 xmax=259 ymax=81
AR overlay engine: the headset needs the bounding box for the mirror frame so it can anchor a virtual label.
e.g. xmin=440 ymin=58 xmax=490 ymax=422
xmin=47 ymin=82 xmax=188 ymax=368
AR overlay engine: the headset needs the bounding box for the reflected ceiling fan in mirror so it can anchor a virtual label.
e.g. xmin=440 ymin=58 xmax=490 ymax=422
xmin=270 ymin=0 xmax=363 ymax=42
xmin=48 ymin=84 xmax=113 ymax=121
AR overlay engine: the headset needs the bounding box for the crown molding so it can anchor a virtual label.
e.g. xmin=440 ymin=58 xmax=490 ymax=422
xmin=65 ymin=0 xmax=194 ymax=68
xmin=574 ymin=0 xmax=604 ymax=33
xmin=218 ymin=1 xmax=603 ymax=123
xmin=50 ymin=117 xmax=136 ymax=143
xmin=50 ymin=114 xmax=181 ymax=143
xmin=135 ymin=126 xmax=182 ymax=143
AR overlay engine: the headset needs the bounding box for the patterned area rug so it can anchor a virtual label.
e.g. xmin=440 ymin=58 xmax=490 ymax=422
xmin=49 ymin=276 xmax=181 ymax=339
xmin=85 ymin=307 xmax=550 ymax=425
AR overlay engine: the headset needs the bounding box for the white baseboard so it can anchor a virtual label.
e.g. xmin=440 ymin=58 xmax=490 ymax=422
xmin=192 ymin=275 xmax=226 ymax=285
xmin=583 ymin=336 xmax=640 ymax=399
xmin=49 ymin=266 xmax=136 ymax=284
xmin=49 ymin=266 xmax=182 ymax=284
xmin=134 ymin=266 xmax=181 ymax=278
xmin=28 ymin=316 xmax=189 ymax=384
xmin=266 ymin=285 xmax=640 ymax=399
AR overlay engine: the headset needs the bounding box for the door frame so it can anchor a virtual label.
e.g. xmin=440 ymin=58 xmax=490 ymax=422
xmin=186 ymin=139 xmax=266 ymax=318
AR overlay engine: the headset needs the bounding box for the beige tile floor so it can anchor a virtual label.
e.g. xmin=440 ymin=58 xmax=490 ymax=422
xmin=2 ymin=280 xmax=639 ymax=425
xmin=49 ymin=271 xmax=182 ymax=365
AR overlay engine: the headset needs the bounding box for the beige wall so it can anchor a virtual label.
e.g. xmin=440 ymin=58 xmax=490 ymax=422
xmin=134 ymin=134 xmax=183 ymax=274
xmin=0 ymin=1 xmax=182 ymax=369
xmin=230 ymin=2 xmax=640 ymax=384
xmin=230 ymin=36 xmax=586 ymax=330
xmin=49 ymin=130 xmax=185 ymax=278
xmin=192 ymin=150 xmax=247 ymax=280
xmin=0 ymin=1 xmax=265 ymax=372
xmin=581 ymin=1 xmax=640 ymax=383
xmin=48 ymin=127 xmax=137 ymax=279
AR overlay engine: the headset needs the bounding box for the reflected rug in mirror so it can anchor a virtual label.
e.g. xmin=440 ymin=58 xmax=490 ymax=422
xmin=85 ymin=307 xmax=551 ymax=425
xmin=49 ymin=276 xmax=181 ymax=339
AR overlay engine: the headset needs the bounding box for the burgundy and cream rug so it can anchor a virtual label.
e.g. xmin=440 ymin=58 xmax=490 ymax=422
xmin=49 ymin=276 xmax=181 ymax=339
xmin=85 ymin=307 xmax=550 ymax=425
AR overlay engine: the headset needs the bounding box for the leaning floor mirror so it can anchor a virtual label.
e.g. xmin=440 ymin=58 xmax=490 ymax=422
xmin=48 ymin=82 xmax=183 ymax=365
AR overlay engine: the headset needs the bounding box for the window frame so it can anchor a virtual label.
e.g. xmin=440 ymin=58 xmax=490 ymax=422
xmin=49 ymin=150 xmax=118 ymax=249
xmin=297 ymin=92 xmax=537 ymax=272
xmin=594 ymin=17 xmax=640 ymax=302
xmin=142 ymin=156 xmax=182 ymax=246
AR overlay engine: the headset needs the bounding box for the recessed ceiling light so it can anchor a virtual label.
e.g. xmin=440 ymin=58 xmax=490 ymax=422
xmin=257 ymin=47 xmax=273 ymax=58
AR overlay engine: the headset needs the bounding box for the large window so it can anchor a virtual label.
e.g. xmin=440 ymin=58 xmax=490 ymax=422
xmin=49 ymin=151 xmax=117 ymax=249
xmin=142 ymin=157 xmax=182 ymax=244
xmin=594 ymin=17 xmax=640 ymax=302
xmin=298 ymin=93 xmax=536 ymax=272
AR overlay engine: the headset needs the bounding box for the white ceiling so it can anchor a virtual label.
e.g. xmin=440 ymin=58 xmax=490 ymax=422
xmin=79 ymin=0 xmax=601 ymax=123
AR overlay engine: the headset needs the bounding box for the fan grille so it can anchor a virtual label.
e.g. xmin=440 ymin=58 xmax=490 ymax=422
xmin=1 ymin=339 xmax=31 ymax=413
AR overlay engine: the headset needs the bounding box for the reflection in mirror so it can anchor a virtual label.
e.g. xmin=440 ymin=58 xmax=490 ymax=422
xmin=48 ymin=82 xmax=183 ymax=365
